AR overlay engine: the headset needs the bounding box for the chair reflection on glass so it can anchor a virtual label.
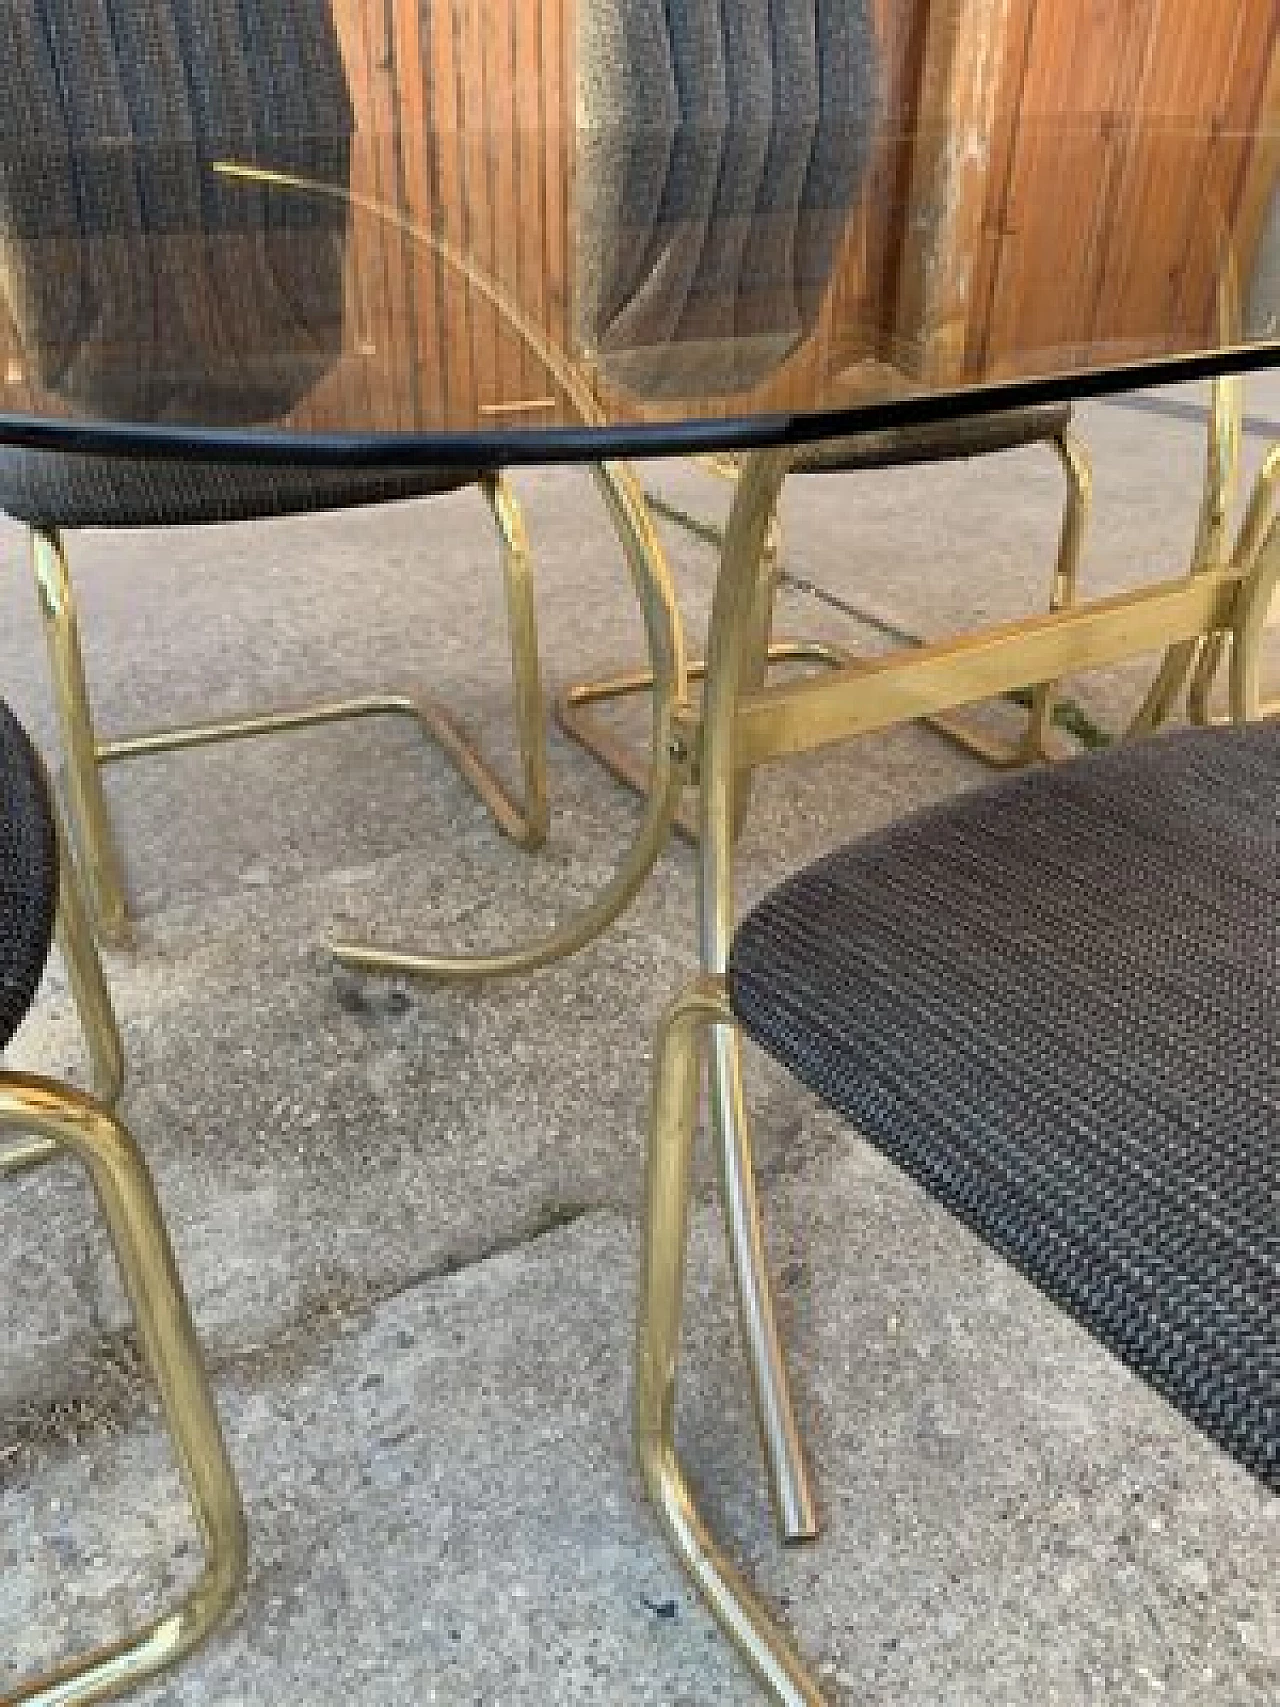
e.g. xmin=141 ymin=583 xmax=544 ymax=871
xmin=0 ymin=1 xmax=547 ymax=949
xmin=1 ymin=697 xmax=245 ymax=1706
xmin=560 ymin=0 xmax=1093 ymax=841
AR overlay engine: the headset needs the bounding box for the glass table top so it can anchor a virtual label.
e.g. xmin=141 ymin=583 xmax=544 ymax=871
xmin=0 ymin=0 xmax=1277 ymax=461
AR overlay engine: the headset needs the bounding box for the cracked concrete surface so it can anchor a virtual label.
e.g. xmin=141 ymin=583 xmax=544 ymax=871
xmin=1 ymin=380 xmax=1277 ymax=1703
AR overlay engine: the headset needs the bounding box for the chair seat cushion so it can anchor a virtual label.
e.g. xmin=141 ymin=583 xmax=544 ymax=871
xmin=791 ymin=403 xmax=1072 ymax=472
xmin=0 ymin=702 xmax=59 ymax=1051
xmin=0 ymin=452 xmax=487 ymax=530
xmin=728 ymin=723 xmax=1279 ymax=1489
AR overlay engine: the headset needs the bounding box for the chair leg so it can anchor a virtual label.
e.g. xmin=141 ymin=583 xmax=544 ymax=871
xmin=29 ymin=476 xmax=549 ymax=942
xmin=1130 ymin=374 xmax=1245 ymax=736
xmin=637 ymin=979 xmax=826 ymax=1707
xmin=0 ymin=1077 xmax=247 ymax=1706
xmin=1189 ymin=444 xmax=1280 ymax=724
xmin=700 ymin=450 xmax=819 ymax=1546
xmin=925 ymin=426 xmax=1092 ymax=766
xmin=30 ymin=527 xmax=131 ymax=948
xmin=1229 ymin=514 xmax=1280 ymax=723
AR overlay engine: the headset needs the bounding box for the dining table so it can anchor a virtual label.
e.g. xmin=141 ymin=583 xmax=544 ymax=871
xmin=1 ymin=0 xmax=1277 ymax=1610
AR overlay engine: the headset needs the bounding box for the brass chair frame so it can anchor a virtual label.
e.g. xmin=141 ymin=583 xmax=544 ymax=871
xmin=558 ymin=422 xmax=1093 ymax=841
xmin=31 ymin=470 xmax=548 ymax=948
xmin=2 ymin=811 xmax=246 ymax=1707
xmin=694 ymin=434 xmax=1278 ymax=1551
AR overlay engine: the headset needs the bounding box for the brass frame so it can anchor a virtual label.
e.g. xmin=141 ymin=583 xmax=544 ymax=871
xmin=636 ymin=975 xmax=823 ymax=1706
xmin=556 ymin=426 xmax=1093 ymax=843
xmin=639 ymin=443 xmax=1280 ymax=1702
xmin=330 ymin=459 xmax=694 ymax=981
xmin=31 ymin=471 xmax=548 ymax=948
xmin=2 ymin=827 xmax=245 ymax=1705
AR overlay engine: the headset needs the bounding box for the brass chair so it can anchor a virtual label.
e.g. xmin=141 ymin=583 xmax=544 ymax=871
xmin=636 ymin=719 xmax=1278 ymax=1705
xmin=559 ymin=0 xmax=1092 ymax=836
xmin=1 ymin=697 xmax=246 ymax=1706
xmin=0 ymin=1 xmax=546 ymax=947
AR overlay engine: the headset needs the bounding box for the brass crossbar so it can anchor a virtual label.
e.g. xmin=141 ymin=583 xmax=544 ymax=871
xmin=728 ymin=569 xmax=1244 ymax=770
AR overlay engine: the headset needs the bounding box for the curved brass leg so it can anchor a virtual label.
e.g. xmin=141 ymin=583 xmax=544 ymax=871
xmin=31 ymin=481 xmax=549 ymax=944
xmin=1130 ymin=374 xmax=1244 ymax=736
xmin=0 ymin=1077 xmax=246 ymax=1706
xmin=31 ymin=528 xmax=131 ymax=949
xmin=700 ymin=450 xmax=818 ymax=1545
xmin=482 ymin=471 xmax=549 ymax=848
xmin=332 ymin=460 xmax=691 ymax=980
xmin=1189 ymin=444 xmax=1280 ymax=722
xmin=637 ymin=979 xmax=825 ymax=1706
xmin=1229 ymin=515 xmax=1280 ymax=723
xmin=1011 ymin=428 xmax=1093 ymax=761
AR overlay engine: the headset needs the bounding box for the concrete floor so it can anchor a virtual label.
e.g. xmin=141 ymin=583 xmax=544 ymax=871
xmin=2 ymin=379 xmax=1277 ymax=1705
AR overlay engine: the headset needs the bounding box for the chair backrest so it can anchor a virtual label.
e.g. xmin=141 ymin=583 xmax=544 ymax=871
xmin=0 ymin=1 xmax=353 ymax=425
xmin=576 ymin=0 xmax=879 ymax=399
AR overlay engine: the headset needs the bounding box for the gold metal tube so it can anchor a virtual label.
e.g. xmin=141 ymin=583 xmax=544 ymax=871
xmin=30 ymin=528 xmax=131 ymax=947
xmin=0 ymin=1078 xmax=246 ymax=1706
xmin=698 ymin=448 xmax=818 ymax=1545
xmin=1229 ymin=515 xmax=1280 ymax=723
xmin=636 ymin=980 xmax=826 ymax=1706
xmin=1130 ymin=372 xmax=1243 ymax=735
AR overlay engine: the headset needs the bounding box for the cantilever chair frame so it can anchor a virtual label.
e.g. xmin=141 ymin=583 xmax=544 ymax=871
xmin=30 ymin=469 xmax=548 ymax=951
xmin=558 ymin=416 xmax=1094 ymax=842
xmin=658 ymin=406 xmax=1280 ymax=1566
xmin=2 ymin=773 xmax=246 ymax=1707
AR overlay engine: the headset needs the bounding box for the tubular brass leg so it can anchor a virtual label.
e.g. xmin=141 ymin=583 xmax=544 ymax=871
xmin=31 ymin=478 xmax=549 ymax=944
xmin=0 ymin=1077 xmax=247 ymax=1705
xmin=332 ymin=460 xmax=691 ymax=980
xmin=701 ymin=449 xmax=818 ymax=1545
xmin=30 ymin=528 xmax=131 ymax=948
xmin=1189 ymin=444 xmax=1280 ymax=723
xmin=637 ymin=978 xmax=825 ymax=1706
xmin=482 ymin=471 xmax=550 ymax=848
xmin=1130 ymin=374 xmax=1244 ymax=736
xmin=1229 ymin=515 xmax=1280 ymax=723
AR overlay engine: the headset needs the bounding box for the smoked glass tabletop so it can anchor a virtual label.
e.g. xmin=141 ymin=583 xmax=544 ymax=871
xmin=0 ymin=0 xmax=1277 ymax=461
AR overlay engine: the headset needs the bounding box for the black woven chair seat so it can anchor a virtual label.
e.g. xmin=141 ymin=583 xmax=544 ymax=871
xmin=0 ymin=701 xmax=59 ymax=1051
xmin=0 ymin=453 xmax=486 ymax=531
xmin=728 ymin=723 xmax=1279 ymax=1489
xmin=791 ymin=403 xmax=1072 ymax=473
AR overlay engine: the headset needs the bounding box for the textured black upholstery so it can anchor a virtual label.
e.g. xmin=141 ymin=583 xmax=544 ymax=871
xmin=0 ymin=1 xmax=352 ymax=425
xmin=577 ymin=0 xmax=879 ymax=396
xmin=0 ymin=3 xmax=487 ymax=528
xmin=0 ymin=453 xmax=484 ymax=530
xmin=0 ymin=701 xmax=59 ymax=1052
xmin=792 ymin=402 xmax=1073 ymax=472
xmin=728 ymin=723 xmax=1279 ymax=1490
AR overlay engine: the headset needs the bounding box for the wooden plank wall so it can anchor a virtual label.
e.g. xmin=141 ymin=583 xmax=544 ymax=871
xmin=0 ymin=2 xmax=1274 ymax=429
xmin=891 ymin=0 xmax=1280 ymax=384
xmin=290 ymin=0 xmax=575 ymax=433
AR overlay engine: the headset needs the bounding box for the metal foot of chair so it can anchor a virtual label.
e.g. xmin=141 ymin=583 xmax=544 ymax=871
xmin=0 ymin=1079 xmax=247 ymax=1706
xmin=30 ymin=471 xmax=548 ymax=946
xmin=637 ymin=979 xmax=826 ymax=1706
